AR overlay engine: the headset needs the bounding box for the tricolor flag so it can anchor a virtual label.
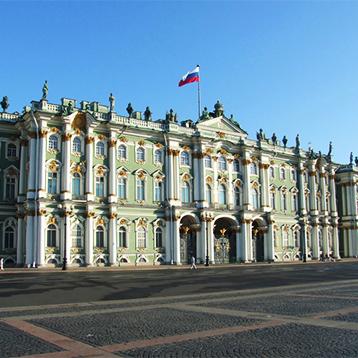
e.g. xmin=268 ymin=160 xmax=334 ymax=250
xmin=178 ymin=66 xmax=200 ymax=87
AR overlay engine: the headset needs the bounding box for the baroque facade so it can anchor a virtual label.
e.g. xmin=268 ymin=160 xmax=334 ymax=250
xmin=0 ymin=93 xmax=357 ymax=267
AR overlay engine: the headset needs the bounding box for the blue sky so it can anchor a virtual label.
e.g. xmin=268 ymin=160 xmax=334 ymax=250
xmin=1 ymin=1 xmax=357 ymax=163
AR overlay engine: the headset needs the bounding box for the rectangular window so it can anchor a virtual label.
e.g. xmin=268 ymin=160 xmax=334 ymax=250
xmin=118 ymin=178 xmax=126 ymax=199
xmin=5 ymin=177 xmax=16 ymax=200
xmin=48 ymin=172 xmax=58 ymax=194
xmin=154 ymin=181 xmax=162 ymax=202
xmin=96 ymin=177 xmax=105 ymax=197
xmin=137 ymin=230 xmax=146 ymax=248
xmin=136 ymin=179 xmax=145 ymax=201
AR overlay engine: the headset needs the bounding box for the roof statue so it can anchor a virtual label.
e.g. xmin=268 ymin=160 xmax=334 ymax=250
xmin=200 ymin=107 xmax=210 ymax=120
xmin=165 ymin=108 xmax=177 ymax=123
xmin=327 ymin=141 xmax=333 ymax=157
xmin=282 ymin=135 xmax=288 ymax=148
xmin=213 ymin=100 xmax=224 ymax=117
xmin=126 ymin=103 xmax=133 ymax=117
xmin=1 ymin=96 xmax=9 ymax=112
xmin=295 ymin=134 xmax=300 ymax=149
xmin=271 ymin=133 xmax=277 ymax=145
xmin=355 ymin=156 xmax=358 ymax=167
xmin=109 ymin=93 xmax=115 ymax=112
xmin=144 ymin=106 xmax=152 ymax=121
xmin=257 ymin=128 xmax=265 ymax=141
xmin=42 ymin=81 xmax=48 ymax=100
xmin=349 ymin=152 xmax=353 ymax=165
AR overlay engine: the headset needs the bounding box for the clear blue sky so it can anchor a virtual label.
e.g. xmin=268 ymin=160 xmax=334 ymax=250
xmin=1 ymin=1 xmax=357 ymax=163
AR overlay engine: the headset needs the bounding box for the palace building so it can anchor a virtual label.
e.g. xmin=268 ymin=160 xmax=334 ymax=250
xmin=0 ymin=91 xmax=357 ymax=267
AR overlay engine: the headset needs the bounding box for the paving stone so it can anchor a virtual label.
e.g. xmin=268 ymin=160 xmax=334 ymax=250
xmin=196 ymin=294 xmax=358 ymax=317
xmin=0 ymin=321 xmax=62 ymax=358
xmin=30 ymin=308 xmax=260 ymax=346
xmin=120 ymin=323 xmax=358 ymax=358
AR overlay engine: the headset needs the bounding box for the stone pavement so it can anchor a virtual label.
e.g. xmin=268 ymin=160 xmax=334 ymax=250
xmin=1 ymin=279 xmax=358 ymax=357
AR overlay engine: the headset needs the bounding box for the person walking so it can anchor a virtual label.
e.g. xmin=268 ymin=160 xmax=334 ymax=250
xmin=0 ymin=257 xmax=4 ymax=271
xmin=190 ymin=256 xmax=197 ymax=270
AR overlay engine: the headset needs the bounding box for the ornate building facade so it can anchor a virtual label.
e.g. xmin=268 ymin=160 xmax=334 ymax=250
xmin=0 ymin=93 xmax=357 ymax=267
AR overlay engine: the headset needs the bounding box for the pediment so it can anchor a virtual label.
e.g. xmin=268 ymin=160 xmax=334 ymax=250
xmin=196 ymin=116 xmax=247 ymax=137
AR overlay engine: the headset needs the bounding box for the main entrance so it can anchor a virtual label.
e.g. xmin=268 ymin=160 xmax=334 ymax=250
xmin=252 ymin=219 xmax=266 ymax=262
xmin=213 ymin=217 xmax=239 ymax=264
xmin=180 ymin=215 xmax=200 ymax=264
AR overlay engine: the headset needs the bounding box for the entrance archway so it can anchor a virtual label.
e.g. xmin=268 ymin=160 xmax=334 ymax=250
xmin=213 ymin=217 xmax=239 ymax=263
xmin=180 ymin=215 xmax=200 ymax=264
xmin=252 ymin=218 xmax=267 ymax=262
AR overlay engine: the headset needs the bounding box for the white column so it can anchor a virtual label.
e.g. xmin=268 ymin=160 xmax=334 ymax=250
xmin=166 ymin=149 xmax=174 ymax=200
xmin=199 ymin=152 xmax=206 ymax=206
xmin=193 ymin=151 xmax=199 ymax=202
xmin=85 ymin=214 xmax=94 ymax=265
xmin=308 ymin=163 xmax=317 ymax=212
xmin=311 ymin=224 xmax=319 ymax=259
xmin=266 ymin=222 xmax=275 ymax=261
xmin=298 ymin=163 xmax=306 ymax=214
xmin=240 ymin=219 xmax=251 ymax=262
xmin=329 ymin=171 xmax=337 ymax=214
xmin=174 ymin=151 xmax=180 ymax=201
xmin=16 ymin=216 xmax=24 ymax=265
xmin=25 ymin=215 xmax=34 ymax=266
xmin=108 ymin=136 xmax=117 ymax=203
xmin=213 ymin=157 xmax=218 ymax=204
xmin=199 ymin=219 xmax=206 ymax=261
xmin=86 ymin=133 xmax=94 ymax=201
xmin=37 ymin=214 xmax=46 ymax=266
xmin=61 ymin=127 xmax=72 ymax=200
xmin=109 ymin=214 xmax=117 ymax=265
xmin=242 ymin=154 xmax=251 ymax=210
xmin=27 ymin=136 xmax=37 ymax=199
xmin=227 ymin=160 xmax=234 ymax=207
xmin=319 ymin=170 xmax=327 ymax=213
xmin=322 ymin=224 xmax=329 ymax=256
xmin=38 ymin=130 xmax=47 ymax=198
xmin=208 ymin=219 xmax=215 ymax=264
xmin=165 ymin=216 xmax=172 ymax=263
xmin=173 ymin=218 xmax=181 ymax=264
xmin=18 ymin=140 xmax=28 ymax=200
xmin=65 ymin=214 xmax=71 ymax=265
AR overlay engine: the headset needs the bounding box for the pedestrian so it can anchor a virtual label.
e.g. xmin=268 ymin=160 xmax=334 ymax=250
xmin=0 ymin=257 xmax=4 ymax=271
xmin=190 ymin=256 xmax=197 ymax=270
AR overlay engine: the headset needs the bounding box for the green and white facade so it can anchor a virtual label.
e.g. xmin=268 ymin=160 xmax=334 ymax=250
xmin=0 ymin=96 xmax=357 ymax=267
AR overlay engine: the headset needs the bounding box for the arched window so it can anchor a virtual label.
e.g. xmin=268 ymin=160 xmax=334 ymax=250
xmin=4 ymin=226 xmax=15 ymax=249
xmin=181 ymin=181 xmax=190 ymax=203
xmin=72 ymin=173 xmax=81 ymax=197
xmin=270 ymin=166 xmax=275 ymax=178
xmin=234 ymin=187 xmax=241 ymax=206
xmin=118 ymin=145 xmax=127 ymax=160
xmin=7 ymin=143 xmax=17 ymax=157
xmin=204 ymin=155 xmax=212 ymax=168
xmin=95 ymin=176 xmax=105 ymax=197
xmin=136 ymin=178 xmax=145 ymax=201
xmin=137 ymin=227 xmax=146 ymax=248
xmin=233 ymin=159 xmax=240 ymax=172
xmin=218 ymin=184 xmax=227 ymax=205
xmin=5 ymin=176 xmax=16 ymax=200
xmin=251 ymin=188 xmax=259 ymax=209
xmin=96 ymin=226 xmax=105 ymax=247
xmin=282 ymin=230 xmax=288 ymax=248
xmin=72 ymin=137 xmax=81 ymax=153
xmin=206 ymin=184 xmax=212 ymax=205
xmin=291 ymin=169 xmax=297 ymax=181
xmin=218 ymin=157 xmax=227 ymax=171
xmin=251 ymin=163 xmax=258 ymax=175
xmin=48 ymin=135 xmax=58 ymax=150
xmin=154 ymin=150 xmax=162 ymax=164
xmin=72 ymin=224 xmax=83 ymax=248
xmin=154 ymin=181 xmax=162 ymax=202
xmin=280 ymin=167 xmax=286 ymax=180
xmin=155 ymin=227 xmax=163 ymax=248
xmin=48 ymin=171 xmax=58 ymax=194
xmin=180 ymin=151 xmax=190 ymax=166
xmin=118 ymin=226 xmax=127 ymax=248
xmin=118 ymin=177 xmax=127 ymax=199
xmin=281 ymin=192 xmax=287 ymax=211
xmin=47 ymin=225 xmax=57 ymax=247
xmin=270 ymin=191 xmax=276 ymax=209
xmin=294 ymin=230 xmax=300 ymax=248
xmin=136 ymin=147 xmax=145 ymax=161
xmin=96 ymin=142 xmax=105 ymax=156
xmin=292 ymin=193 xmax=298 ymax=212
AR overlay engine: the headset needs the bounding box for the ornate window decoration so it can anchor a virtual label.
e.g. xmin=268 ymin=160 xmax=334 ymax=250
xmin=95 ymin=165 xmax=108 ymax=198
xmin=70 ymin=163 xmax=85 ymax=198
xmin=6 ymin=143 xmax=17 ymax=159
xmin=154 ymin=149 xmax=163 ymax=165
xmin=234 ymin=180 xmax=242 ymax=207
xmin=95 ymin=225 xmax=105 ymax=248
xmin=280 ymin=186 xmax=288 ymax=211
xmin=72 ymin=136 xmax=82 ymax=156
xmin=136 ymin=146 xmax=145 ymax=163
xmin=218 ymin=156 xmax=227 ymax=171
xmin=270 ymin=185 xmax=276 ymax=210
xmin=290 ymin=187 xmax=299 ymax=212
xmin=280 ymin=167 xmax=286 ymax=180
xmin=118 ymin=226 xmax=127 ymax=248
xmin=155 ymin=227 xmax=163 ymax=248
xmin=95 ymin=141 xmax=106 ymax=158
xmin=292 ymin=226 xmax=300 ymax=248
xmin=269 ymin=166 xmax=275 ymax=179
xmin=181 ymin=173 xmax=191 ymax=204
xmin=48 ymin=134 xmax=60 ymax=153
xmin=218 ymin=184 xmax=227 ymax=205
xmin=47 ymin=224 xmax=57 ymax=247
xmin=4 ymin=166 xmax=18 ymax=201
xmin=206 ymin=184 xmax=212 ymax=205
xmin=153 ymin=173 xmax=164 ymax=202
xmin=325 ymin=192 xmax=331 ymax=212
xmin=282 ymin=225 xmax=289 ymax=248
xmin=251 ymin=181 xmax=260 ymax=209
xmin=204 ymin=155 xmax=212 ymax=168
xmin=136 ymin=218 xmax=147 ymax=249
xmin=71 ymin=223 xmax=83 ymax=248
xmin=291 ymin=168 xmax=297 ymax=181
xmin=117 ymin=168 xmax=128 ymax=200
xmin=47 ymin=160 xmax=61 ymax=195
xmin=180 ymin=151 xmax=190 ymax=166
xmin=3 ymin=218 xmax=16 ymax=249
xmin=117 ymin=144 xmax=127 ymax=161
xmin=135 ymin=170 xmax=147 ymax=202
xmin=233 ymin=159 xmax=240 ymax=172
xmin=250 ymin=162 xmax=258 ymax=175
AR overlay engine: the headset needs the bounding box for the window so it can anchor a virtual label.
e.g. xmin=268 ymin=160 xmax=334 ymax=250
xmin=270 ymin=167 xmax=275 ymax=179
xmin=251 ymin=188 xmax=259 ymax=209
xmin=282 ymin=231 xmax=288 ymax=248
xmin=270 ymin=191 xmax=276 ymax=209
xmin=294 ymin=230 xmax=300 ymax=248
xmin=72 ymin=137 xmax=81 ymax=153
xmin=305 ymin=193 xmax=310 ymax=211
xmin=316 ymin=196 xmax=321 ymax=211
xmin=96 ymin=142 xmax=105 ymax=156
xmin=48 ymin=135 xmax=58 ymax=150
xmin=206 ymin=184 xmax=212 ymax=205
xmin=137 ymin=227 xmax=146 ymax=248
xmin=154 ymin=150 xmax=162 ymax=164
xmin=154 ymin=181 xmax=162 ymax=202
xmin=96 ymin=226 xmax=105 ymax=247
xmin=280 ymin=168 xmax=286 ymax=180
xmin=72 ymin=224 xmax=83 ymax=248
xmin=218 ymin=184 xmax=227 ymax=205
xmin=95 ymin=176 xmax=105 ymax=197
xmin=291 ymin=169 xmax=297 ymax=181
xmin=118 ymin=226 xmax=127 ymax=247
xmin=48 ymin=172 xmax=58 ymax=194
xmin=5 ymin=176 xmax=16 ymax=200
xmin=180 ymin=151 xmax=190 ymax=166
xmin=218 ymin=157 xmax=227 ymax=171
xmin=136 ymin=179 xmax=145 ymax=201
xmin=4 ymin=226 xmax=15 ymax=249
xmin=326 ymin=196 xmax=330 ymax=212
xmin=234 ymin=187 xmax=241 ymax=206
xmin=118 ymin=145 xmax=127 ymax=160
xmin=136 ymin=147 xmax=145 ymax=162
xmin=281 ymin=192 xmax=287 ymax=211
xmin=72 ymin=173 xmax=81 ymax=197
xmin=292 ymin=193 xmax=298 ymax=212
xmin=233 ymin=159 xmax=240 ymax=172
xmin=251 ymin=163 xmax=258 ymax=175
xmin=155 ymin=228 xmax=163 ymax=248
xmin=181 ymin=182 xmax=190 ymax=203
xmin=118 ymin=177 xmax=127 ymax=199
xmin=7 ymin=143 xmax=16 ymax=157
xmin=204 ymin=155 xmax=212 ymax=168
xmin=47 ymin=225 xmax=57 ymax=247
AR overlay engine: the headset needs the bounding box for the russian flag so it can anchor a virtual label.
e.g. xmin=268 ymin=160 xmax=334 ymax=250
xmin=178 ymin=66 xmax=200 ymax=87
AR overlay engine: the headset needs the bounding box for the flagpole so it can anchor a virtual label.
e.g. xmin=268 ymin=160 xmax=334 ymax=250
xmin=197 ymin=65 xmax=201 ymax=120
